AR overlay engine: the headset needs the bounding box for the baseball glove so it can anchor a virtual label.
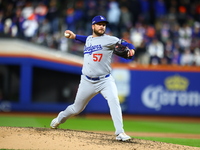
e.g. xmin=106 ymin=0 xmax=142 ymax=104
xmin=113 ymin=39 xmax=133 ymax=59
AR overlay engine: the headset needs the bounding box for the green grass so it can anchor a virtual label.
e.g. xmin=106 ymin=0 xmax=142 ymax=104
xmin=0 ymin=115 xmax=200 ymax=148
xmin=124 ymin=120 xmax=200 ymax=134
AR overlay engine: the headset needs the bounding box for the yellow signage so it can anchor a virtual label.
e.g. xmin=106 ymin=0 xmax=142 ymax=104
xmin=165 ymin=75 xmax=189 ymax=91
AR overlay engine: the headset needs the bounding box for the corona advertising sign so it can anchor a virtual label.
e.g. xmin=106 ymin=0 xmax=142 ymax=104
xmin=142 ymin=75 xmax=200 ymax=111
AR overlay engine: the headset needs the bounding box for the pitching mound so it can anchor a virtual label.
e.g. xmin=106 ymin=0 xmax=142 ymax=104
xmin=0 ymin=126 xmax=198 ymax=150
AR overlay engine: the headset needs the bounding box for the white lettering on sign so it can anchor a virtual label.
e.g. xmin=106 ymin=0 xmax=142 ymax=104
xmin=0 ymin=101 xmax=11 ymax=112
xmin=142 ymin=85 xmax=200 ymax=111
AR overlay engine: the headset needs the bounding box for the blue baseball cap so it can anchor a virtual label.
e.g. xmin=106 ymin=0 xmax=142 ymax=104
xmin=92 ymin=15 xmax=109 ymax=25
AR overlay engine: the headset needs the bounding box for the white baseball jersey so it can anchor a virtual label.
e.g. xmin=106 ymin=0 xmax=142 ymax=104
xmin=54 ymin=34 xmax=126 ymax=136
xmin=82 ymin=34 xmax=119 ymax=77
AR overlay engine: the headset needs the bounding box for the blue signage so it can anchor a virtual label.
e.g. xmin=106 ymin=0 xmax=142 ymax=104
xmin=127 ymin=71 xmax=200 ymax=116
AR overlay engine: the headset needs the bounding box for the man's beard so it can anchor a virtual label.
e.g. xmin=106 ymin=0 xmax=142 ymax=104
xmin=93 ymin=29 xmax=105 ymax=36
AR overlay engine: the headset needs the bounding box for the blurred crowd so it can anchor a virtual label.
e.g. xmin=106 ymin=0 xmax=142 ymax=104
xmin=0 ymin=0 xmax=200 ymax=66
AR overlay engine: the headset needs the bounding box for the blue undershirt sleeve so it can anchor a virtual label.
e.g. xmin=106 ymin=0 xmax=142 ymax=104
xmin=121 ymin=40 xmax=135 ymax=50
xmin=75 ymin=35 xmax=88 ymax=43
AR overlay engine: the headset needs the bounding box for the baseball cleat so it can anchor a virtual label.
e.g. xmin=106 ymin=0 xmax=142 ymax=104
xmin=116 ymin=132 xmax=131 ymax=141
xmin=50 ymin=118 xmax=60 ymax=129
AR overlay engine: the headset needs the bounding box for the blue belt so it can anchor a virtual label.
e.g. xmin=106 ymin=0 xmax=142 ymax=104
xmin=85 ymin=74 xmax=110 ymax=81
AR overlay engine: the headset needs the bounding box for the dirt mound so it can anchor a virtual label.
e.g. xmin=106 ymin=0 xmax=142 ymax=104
xmin=0 ymin=126 xmax=199 ymax=150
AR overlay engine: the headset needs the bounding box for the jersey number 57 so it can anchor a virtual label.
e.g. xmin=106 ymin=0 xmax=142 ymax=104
xmin=93 ymin=54 xmax=103 ymax=62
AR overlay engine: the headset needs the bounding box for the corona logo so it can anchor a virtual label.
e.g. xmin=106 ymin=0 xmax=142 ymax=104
xmin=165 ymin=75 xmax=189 ymax=91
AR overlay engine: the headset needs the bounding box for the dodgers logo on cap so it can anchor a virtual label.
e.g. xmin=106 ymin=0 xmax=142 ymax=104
xmin=92 ymin=15 xmax=109 ymax=25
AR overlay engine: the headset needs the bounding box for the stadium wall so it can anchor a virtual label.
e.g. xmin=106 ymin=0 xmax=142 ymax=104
xmin=0 ymin=40 xmax=200 ymax=116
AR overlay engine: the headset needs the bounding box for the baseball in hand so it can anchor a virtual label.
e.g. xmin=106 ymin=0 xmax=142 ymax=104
xmin=64 ymin=32 xmax=70 ymax=38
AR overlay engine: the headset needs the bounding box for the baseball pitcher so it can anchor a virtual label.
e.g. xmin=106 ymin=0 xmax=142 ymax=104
xmin=50 ymin=15 xmax=135 ymax=141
